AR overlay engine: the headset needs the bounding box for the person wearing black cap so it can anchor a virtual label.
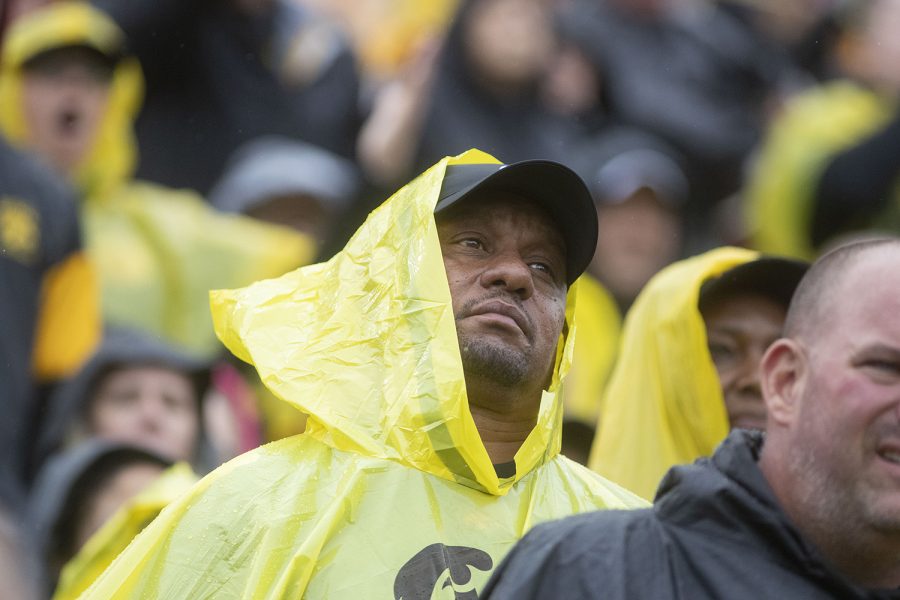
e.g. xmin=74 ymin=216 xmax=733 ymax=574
xmin=587 ymin=247 xmax=809 ymax=501
xmin=79 ymin=151 xmax=644 ymax=599
xmin=434 ymin=160 xmax=599 ymax=472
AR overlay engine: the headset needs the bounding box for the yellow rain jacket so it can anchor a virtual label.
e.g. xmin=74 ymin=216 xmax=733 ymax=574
xmin=0 ymin=3 xmax=315 ymax=358
xmin=53 ymin=463 xmax=197 ymax=600
xmin=588 ymin=247 xmax=760 ymax=500
xmin=745 ymin=81 xmax=895 ymax=259
xmin=83 ymin=150 xmax=646 ymax=599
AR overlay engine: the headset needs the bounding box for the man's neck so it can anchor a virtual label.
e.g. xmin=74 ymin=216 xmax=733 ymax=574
xmin=760 ymin=446 xmax=900 ymax=590
xmin=468 ymin=395 xmax=539 ymax=465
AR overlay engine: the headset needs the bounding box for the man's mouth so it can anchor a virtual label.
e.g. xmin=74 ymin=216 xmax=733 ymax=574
xmin=56 ymin=108 xmax=81 ymax=135
xmin=466 ymin=300 xmax=531 ymax=339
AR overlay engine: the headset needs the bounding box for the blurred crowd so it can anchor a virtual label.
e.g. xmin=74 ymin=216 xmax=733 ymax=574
xmin=1 ymin=0 xmax=899 ymax=597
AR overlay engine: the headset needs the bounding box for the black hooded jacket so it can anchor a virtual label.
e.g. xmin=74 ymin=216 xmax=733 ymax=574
xmin=482 ymin=430 xmax=900 ymax=599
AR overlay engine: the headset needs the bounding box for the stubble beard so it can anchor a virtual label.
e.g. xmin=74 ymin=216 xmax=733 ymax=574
xmin=458 ymin=332 xmax=532 ymax=388
xmin=786 ymin=422 xmax=900 ymax=550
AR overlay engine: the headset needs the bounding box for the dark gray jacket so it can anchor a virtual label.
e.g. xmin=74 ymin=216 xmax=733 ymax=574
xmin=482 ymin=431 xmax=900 ymax=599
xmin=0 ymin=136 xmax=80 ymax=498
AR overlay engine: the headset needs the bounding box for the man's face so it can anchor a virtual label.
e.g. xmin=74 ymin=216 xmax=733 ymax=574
xmin=788 ymin=249 xmax=900 ymax=534
xmin=21 ymin=46 xmax=112 ymax=174
xmin=703 ymin=293 xmax=786 ymax=431
xmin=88 ymin=365 xmax=199 ymax=462
xmin=437 ymin=192 xmax=567 ymax=403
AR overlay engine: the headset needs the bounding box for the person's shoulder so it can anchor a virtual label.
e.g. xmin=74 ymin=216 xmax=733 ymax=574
xmin=530 ymin=504 xmax=657 ymax=553
xmin=481 ymin=508 xmax=661 ymax=599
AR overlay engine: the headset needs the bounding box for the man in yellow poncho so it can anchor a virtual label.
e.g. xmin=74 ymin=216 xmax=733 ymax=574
xmin=0 ymin=2 xmax=314 ymax=358
xmin=589 ymin=247 xmax=807 ymax=500
xmin=83 ymin=149 xmax=646 ymax=599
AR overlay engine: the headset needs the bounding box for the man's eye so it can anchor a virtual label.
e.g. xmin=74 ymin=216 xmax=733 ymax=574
xmin=864 ymin=360 xmax=900 ymax=376
xmin=459 ymin=238 xmax=484 ymax=249
xmin=529 ymin=261 xmax=552 ymax=274
xmin=708 ymin=341 xmax=737 ymax=364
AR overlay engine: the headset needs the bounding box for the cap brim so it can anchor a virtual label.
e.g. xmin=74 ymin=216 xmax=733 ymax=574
xmin=699 ymin=257 xmax=809 ymax=311
xmin=436 ymin=161 xmax=598 ymax=285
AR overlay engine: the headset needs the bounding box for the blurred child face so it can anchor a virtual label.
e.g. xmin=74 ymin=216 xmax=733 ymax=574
xmin=463 ymin=0 xmax=555 ymax=89
xmin=21 ymin=46 xmax=112 ymax=175
xmin=74 ymin=461 xmax=165 ymax=551
xmin=88 ymin=366 xmax=199 ymax=463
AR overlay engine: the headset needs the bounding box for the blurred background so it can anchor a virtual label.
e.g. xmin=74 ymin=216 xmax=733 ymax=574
xmin=2 ymin=0 xmax=897 ymax=596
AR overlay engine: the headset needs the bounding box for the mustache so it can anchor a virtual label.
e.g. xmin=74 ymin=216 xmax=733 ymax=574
xmin=455 ymin=291 xmax=535 ymax=342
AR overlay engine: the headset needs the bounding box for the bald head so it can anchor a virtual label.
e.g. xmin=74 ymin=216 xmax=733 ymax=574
xmin=783 ymin=238 xmax=900 ymax=341
xmin=759 ymin=235 xmax=900 ymax=589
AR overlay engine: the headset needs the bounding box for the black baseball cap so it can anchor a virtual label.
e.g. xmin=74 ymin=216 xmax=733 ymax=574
xmin=435 ymin=161 xmax=598 ymax=286
xmin=699 ymin=257 xmax=810 ymax=313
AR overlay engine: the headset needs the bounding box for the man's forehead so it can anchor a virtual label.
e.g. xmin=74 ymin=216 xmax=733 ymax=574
xmin=437 ymin=191 xmax=566 ymax=246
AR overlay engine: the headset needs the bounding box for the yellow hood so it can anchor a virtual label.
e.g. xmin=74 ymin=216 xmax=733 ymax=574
xmin=588 ymin=247 xmax=760 ymax=499
xmin=211 ymin=149 xmax=577 ymax=496
xmin=745 ymin=81 xmax=894 ymax=259
xmin=0 ymin=2 xmax=142 ymax=198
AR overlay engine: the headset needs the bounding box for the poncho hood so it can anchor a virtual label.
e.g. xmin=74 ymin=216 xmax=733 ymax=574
xmin=588 ymin=246 xmax=761 ymax=499
xmin=212 ymin=149 xmax=578 ymax=496
xmin=0 ymin=1 xmax=142 ymax=198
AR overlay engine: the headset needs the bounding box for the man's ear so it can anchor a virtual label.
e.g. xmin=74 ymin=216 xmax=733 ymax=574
xmin=760 ymin=338 xmax=805 ymax=427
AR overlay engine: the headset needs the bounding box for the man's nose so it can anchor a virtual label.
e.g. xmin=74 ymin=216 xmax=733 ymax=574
xmin=734 ymin=351 xmax=764 ymax=398
xmin=478 ymin=251 xmax=534 ymax=300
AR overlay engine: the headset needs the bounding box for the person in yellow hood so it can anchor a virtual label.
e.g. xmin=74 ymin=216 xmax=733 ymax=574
xmin=588 ymin=247 xmax=808 ymax=500
xmin=0 ymin=2 xmax=314 ymax=358
xmin=744 ymin=0 xmax=900 ymax=260
xmin=81 ymin=149 xmax=645 ymax=599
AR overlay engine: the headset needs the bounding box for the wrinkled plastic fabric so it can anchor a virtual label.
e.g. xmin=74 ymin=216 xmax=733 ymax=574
xmin=560 ymin=274 xmax=621 ymax=427
xmin=0 ymin=3 xmax=316 ymax=358
xmin=54 ymin=463 xmax=197 ymax=600
xmin=82 ymin=150 xmax=646 ymax=599
xmin=744 ymin=81 xmax=895 ymax=259
xmin=588 ymin=247 xmax=759 ymax=500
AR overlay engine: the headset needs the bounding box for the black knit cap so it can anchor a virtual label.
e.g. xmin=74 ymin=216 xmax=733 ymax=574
xmin=436 ymin=161 xmax=598 ymax=286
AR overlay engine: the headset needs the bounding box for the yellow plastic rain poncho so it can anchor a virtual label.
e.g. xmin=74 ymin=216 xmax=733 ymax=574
xmin=0 ymin=3 xmax=315 ymax=358
xmin=745 ymin=81 xmax=896 ymax=260
xmin=53 ymin=463 xmax=197 ymax=600
xmin=588 ymin=247 xmax=761 ymax=500
xmin=83 ymin=150 xmax=646 ymax=599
